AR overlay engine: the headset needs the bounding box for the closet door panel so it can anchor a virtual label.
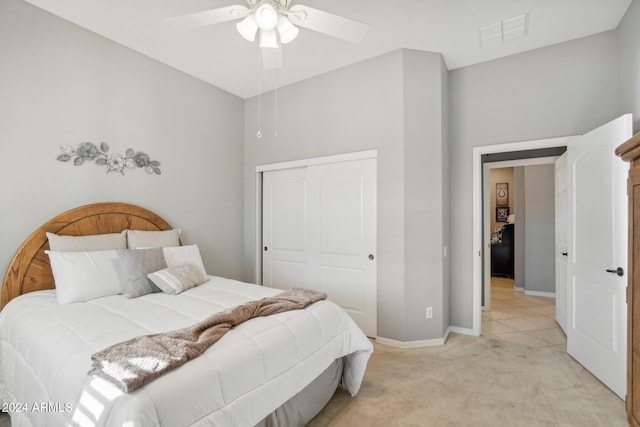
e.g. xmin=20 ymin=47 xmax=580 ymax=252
xmin=262 ymin=158 xmax=377 ymax=337
xmin=309 ymin=159 xmax=377 ymax=336
xmin=317 ymin=169 xmax=364 ymax=255
xmin=262 ymin=167 xmax=309 ymax=290
xmin=317 ymin=266 xmax=364 ymax=311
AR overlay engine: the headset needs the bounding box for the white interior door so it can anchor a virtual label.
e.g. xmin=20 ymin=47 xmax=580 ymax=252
xmin=555 ymin=152 xmax=568 ymax=333
xmin=262 ymin=158 xmax=377 ymax=337
xmin=567 ymin=114 xmax=631 ymax=399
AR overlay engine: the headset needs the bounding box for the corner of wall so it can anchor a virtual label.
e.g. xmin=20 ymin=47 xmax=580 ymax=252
xmin=616 ymin=0 xmax=640 ymax=133
xmin=401 ymin=49 xmax=448 ymax=340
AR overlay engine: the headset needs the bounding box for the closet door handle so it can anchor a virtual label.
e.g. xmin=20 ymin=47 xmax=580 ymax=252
xmin=605 ymin=267 xmax=624 ymax=277
xmin=368 ymin=254 xmax=375 ymax=261
xmin=264 ymin=246 xmax=268 ymax=251
xmin=561 ymin=252 xmax=568 ymax=256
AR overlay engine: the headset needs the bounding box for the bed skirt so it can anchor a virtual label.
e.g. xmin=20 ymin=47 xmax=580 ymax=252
xmin=256 ymin=358 xmax=344 ymax=426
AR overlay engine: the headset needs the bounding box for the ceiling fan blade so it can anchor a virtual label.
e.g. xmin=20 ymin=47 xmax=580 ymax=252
xmin=287 ymin=4 xmax=369 ymax=43
xmin=165 ymin=5 xmax=250 ymax=31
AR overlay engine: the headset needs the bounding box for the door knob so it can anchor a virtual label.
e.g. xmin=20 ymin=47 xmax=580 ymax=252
xmin=561 ymin=252 xmax=568 ymax=256
xmin=264 ymin=246 xmax=268 ymax=251
xmin=605 ymin=267 xmax=624 ymax=277
xmin=368 ymin=254 xmax=375 ymax=260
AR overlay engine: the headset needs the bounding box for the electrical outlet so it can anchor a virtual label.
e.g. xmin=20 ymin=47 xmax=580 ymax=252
xmin=426 ymin=307 xmax=433 ymax=319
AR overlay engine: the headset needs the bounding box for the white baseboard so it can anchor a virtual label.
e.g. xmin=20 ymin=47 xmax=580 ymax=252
xmin=524 ymin=290 xmax=555 ymax=298
xmin=448 ymin=326 xmax=477 ymax=337
xmin=515 ymin=287 xmax=525 ymax=292
xmin=376 ymin=328 xmax=451 ymax=348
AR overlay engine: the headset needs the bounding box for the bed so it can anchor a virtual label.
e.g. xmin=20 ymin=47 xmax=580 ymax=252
xmin=0 ymin=202 xmax=373 ymax=426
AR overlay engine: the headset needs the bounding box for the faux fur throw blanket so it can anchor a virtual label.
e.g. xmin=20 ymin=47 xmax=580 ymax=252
xmin=89 ymin=288 xmax=327 ymax=392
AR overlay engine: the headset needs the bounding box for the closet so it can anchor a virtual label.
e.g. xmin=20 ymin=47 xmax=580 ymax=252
xmin=616 ymin=131 xmax=640 ymax=427
xmin=261 ymin=157 xmax=377 ymax=337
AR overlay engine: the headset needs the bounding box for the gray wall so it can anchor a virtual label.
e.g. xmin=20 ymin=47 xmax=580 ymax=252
xmin=244 ymin=50 xmax=406 ymax=340
xmin=513 ymin=167 xmax=526 ymax=289
xmin=243 ymin=49 xmax=449 ymax=341
xmin=0 ymin=0 xmax=245 ymax=282
xmin=403 ymin=50 xmax=450 ymax=339
xmin=523 ymin=164 xmax=556 ymax=293
xmin=441 ymin=58 xmax=451 ymax=335
xmin=618 ymin=0 xmax=640 ymax=133
xmin=449 ymin=31 xmax=619 ymax=328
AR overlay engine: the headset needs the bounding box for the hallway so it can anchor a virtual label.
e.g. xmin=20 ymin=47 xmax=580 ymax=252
xmin=482 ymin=278 xmax=566 ymax=350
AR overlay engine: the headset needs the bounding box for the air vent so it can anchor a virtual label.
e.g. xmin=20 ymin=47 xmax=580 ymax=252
xmin=480 ymin=12 xmax=528 ymax=48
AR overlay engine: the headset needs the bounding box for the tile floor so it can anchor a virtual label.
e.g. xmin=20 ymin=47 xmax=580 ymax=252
xmin=481 ymin=277 xmax=567 ymax=351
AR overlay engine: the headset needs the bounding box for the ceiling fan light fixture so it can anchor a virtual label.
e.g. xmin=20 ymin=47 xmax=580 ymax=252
xmin=277 ymin=15 xmax=299 ymax=44
xmin=259 ymin=29 xmax=279 ymax=48
xmin=255 ymin=0 xmax=279 ymax=30
xmin=236 ymin=14 xmax=259 ymax=41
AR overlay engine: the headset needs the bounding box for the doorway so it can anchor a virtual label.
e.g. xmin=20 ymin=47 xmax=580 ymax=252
xmin=482 ymin=157 xmax=560 ymax=312
xmin=471 ymin=137 xmax=572 ymax=335
xmin=482 ymin=158 xmax=565 ymax=349
xmin=473 ymin=115 xmax=631 ymax=398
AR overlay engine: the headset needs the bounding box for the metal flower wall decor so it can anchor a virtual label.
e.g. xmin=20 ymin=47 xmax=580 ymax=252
xmin=57 ymin=142 xmax=161 ymax=175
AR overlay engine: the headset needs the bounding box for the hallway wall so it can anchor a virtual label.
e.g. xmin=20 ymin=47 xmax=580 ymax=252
xmin=523 ymin=164 xmax=556 ymax=294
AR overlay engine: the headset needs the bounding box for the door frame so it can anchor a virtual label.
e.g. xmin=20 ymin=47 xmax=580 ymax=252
xmin=482 ymin=156 xmax=559 ymax=312
xmin=254 ymin=149 xmax=378 ymax=284
xmin=472 ymin=137 xmax=572 ymax=336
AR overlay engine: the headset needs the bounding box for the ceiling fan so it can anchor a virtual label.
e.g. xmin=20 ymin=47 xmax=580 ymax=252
xmin=167 ymin=0 xmax=369 ymax=61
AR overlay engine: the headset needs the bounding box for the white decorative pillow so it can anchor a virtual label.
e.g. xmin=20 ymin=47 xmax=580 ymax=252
xmin=161 ymin=245 xmax=207 ymax=277
xmin=126 ymin=229 xmax=181 ymax=249
xmin=147 ymin=263 xmax=207 ymax=295
xmin=46 ymin=231 xmax=126 ymax=251
xmin=47 ymin=250 xmax=121 ymax=304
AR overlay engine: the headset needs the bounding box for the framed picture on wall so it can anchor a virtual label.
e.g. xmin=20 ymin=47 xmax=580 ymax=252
xmin=496 ymin=207 xmax=509 ymax=222
xmin=496 ymin=182 xmax=509 ymax=206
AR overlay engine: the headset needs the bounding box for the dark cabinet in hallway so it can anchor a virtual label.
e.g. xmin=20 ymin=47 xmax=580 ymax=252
xmin=491 ymin=223 xmax=514 ymax=279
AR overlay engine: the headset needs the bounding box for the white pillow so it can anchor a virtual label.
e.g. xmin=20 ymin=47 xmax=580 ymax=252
xmin=47 ymin=250 xmax=121 ymax=304
xmin=162 ymin=245 xmax=207 ymax=277
xmin=46 ymin=231 xmax=126 ymax=251
xmin=148 ymin=263 xmax=207 ymax=295
xmin=126 ymin=229 xmax=181 ymax=249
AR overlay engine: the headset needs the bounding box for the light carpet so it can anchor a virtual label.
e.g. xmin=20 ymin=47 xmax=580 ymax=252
xmin=310 ymin=333 xmax=626 ymax=427
xmin=0 ymin=332 xmax=626 ymax=426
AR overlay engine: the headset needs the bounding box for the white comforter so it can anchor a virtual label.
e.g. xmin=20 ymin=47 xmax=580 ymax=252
xmin=0 ymin=277 xmax=373 ymax=426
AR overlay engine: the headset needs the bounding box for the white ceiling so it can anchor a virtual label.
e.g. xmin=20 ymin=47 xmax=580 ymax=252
xmin=23 ymin=0 xmax=632 ymax=99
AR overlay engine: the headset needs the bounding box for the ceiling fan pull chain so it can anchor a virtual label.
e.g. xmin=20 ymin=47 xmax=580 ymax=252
xmin=274 ymin=61 xmax=278 ymax=137
xmin=257 ymin=45 xmax=263 ymax=138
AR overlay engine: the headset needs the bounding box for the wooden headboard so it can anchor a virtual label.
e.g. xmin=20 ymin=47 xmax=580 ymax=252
xmin=1 ymin=202 xmax=173 ymax=309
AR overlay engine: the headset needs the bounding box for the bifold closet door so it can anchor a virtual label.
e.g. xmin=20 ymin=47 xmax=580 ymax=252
xmin=262 ymin=159 xmax=377 ymax=337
